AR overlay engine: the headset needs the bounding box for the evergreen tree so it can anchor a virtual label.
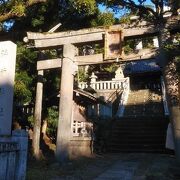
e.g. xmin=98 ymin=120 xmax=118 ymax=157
xmin=0 ymin=0 xmax=47 ymax=23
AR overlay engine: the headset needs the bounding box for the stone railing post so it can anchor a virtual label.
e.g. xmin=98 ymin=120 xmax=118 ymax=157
xmin=90 ymin=72 xmax=97 ymax=89
xmin=116 ymin=77 xmax=130 ymax=117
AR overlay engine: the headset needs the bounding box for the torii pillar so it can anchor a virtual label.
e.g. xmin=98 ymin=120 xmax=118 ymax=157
xmin=56 ymin=44 xmax=76 ymax=163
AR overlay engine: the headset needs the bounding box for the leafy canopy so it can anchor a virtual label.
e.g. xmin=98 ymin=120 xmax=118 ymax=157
xmin=0 ymin=0 xmax=47 ymax=22
xmin=97 ymin=0 xmax=179 ymax=23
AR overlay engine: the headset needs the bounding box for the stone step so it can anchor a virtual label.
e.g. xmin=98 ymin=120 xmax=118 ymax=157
xmin=108 ymin=148 xmax=168 ymax=153
xmin=109 ymin=137 xmax=166 ymax=143
xmin=111 ymin=132 xmax=166 ymax=137
xmin=107 ymin=115 xmax=168 ymax=153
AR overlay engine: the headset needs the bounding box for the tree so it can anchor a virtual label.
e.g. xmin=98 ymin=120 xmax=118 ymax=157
xmin=90 ymin=11 xmax=115 ymax=26
xmin=10 ymin=0 xmax=59 ymax=33
xmin=97 ymin=0 xmax=179 ymax=20
xmin=0 ymin=0 xmax=47 ymax=23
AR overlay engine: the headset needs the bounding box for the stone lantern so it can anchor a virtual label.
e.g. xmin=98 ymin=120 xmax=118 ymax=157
xmin=113 ymin=66 xmax=124 ymax=80
xmin=90 ymin=72 xmax=97 ymax=83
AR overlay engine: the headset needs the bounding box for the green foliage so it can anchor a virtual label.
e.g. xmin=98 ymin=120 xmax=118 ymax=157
xmin=11 ymin=3 xmax=26 ymax=16
xmin=14 ymin=71 xmax=32 ymax=104
xmin=70 ymin=0 xmax=97 ymax=15
xmin=77 ymin=67 xmax=89 ymax=82
xmin=16 ymin=42 xmax=37 ymax=74
xmin=124 ymin=39 xmax=136 ymax=54
xmin=14 ymin=42 xmax=37 ymax=105
xmin=165 ymin=33 xmax=180 ymax=51
xmin=46 ymin=106 xmax=58 ymax=139
xmin=142 ymin=37 xmax=154 ymax=49
xmin=119 ymin=15 xmax=131 ymax=24
xmin=101 ymin=63 xmax=119 ymax=73
xmin=90 ymin=12 xmax=115 ymax=27
xmin=8 ymin=0 xmax=59 ymax=33
xmin=28 ymin=115 xmax=34 ymax=127
xmin=175 ymin=56 xmax=180 ymax=76
xmin=0 ymin=0 xmax=48 ymax=24
xmin=97 ymin=0 xmax=179 ymax=24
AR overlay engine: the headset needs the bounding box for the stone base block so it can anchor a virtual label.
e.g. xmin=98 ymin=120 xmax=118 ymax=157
xmin=69 ymin=137 xmax=93 ymax=159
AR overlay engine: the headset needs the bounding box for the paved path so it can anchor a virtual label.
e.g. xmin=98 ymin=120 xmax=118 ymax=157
xmin=49 ymin=153 xmax=178 ymax=180
xmin=94 ymin=160 xmax=139 ymax=180
xmin=93 ymin=153 xmax=177 ymax=180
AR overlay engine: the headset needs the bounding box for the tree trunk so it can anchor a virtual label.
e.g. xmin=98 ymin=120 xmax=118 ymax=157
xmin=164 ymin=60 xmax=180 ymax=161
xmin=158 ymin=24 xmax=180 ymax=161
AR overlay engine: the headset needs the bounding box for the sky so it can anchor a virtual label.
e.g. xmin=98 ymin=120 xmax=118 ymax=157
xmin=98 ymin=0 xmax=154 ymax=18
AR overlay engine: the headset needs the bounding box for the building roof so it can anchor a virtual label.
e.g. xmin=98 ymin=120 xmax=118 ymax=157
xmin=123 ymin=59 xmax=161 ymax=74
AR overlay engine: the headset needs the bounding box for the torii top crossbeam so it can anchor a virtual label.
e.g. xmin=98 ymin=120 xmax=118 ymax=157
xmin=26 ymin=19 xmax=179 ymax=69
xmin=26 ymin=17 xmax=179 ymax=48
xmin=27 ymin=24 xmax=157 ymax=48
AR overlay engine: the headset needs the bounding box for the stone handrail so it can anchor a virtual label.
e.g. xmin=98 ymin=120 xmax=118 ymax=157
xmin=115 ymin=77 xmax=130 ymax=117
xmin=161 ymin=76 xmax=169 ymax=116
xmin=78 ymin=78 xmax=128 ymax=91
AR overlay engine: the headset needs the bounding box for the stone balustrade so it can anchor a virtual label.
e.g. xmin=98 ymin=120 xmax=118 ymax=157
xmin=78 ymin=78 xmax=129 ymax=91
xmin=115 ymin=77 xmax=130 ymax=117
xmin=71 ymin=120 xmax=92 ymax=137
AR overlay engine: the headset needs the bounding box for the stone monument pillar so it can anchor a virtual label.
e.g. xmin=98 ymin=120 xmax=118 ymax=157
xmin=0 ymin=41 xmax=28 ymax=180
xmin=0 ymin=41 xmax=16 ymax=135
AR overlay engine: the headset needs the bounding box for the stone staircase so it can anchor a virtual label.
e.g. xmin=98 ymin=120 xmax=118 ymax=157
xmin=108 ymin=116 xmax=168 ymax=153
xmin=107 ymin=88 xmax=169 ymax=153
xmin=124 ymin=89 xmax=164 ymax=117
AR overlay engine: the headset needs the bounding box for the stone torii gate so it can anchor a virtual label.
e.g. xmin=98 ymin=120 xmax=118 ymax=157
xmin=26 ymin=23 xmax=176 ymax=163
xmin=27 ymin=26 xmax=124 ymax=162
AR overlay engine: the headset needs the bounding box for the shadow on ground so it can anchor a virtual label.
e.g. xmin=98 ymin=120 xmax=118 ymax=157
xmin=26 ymin=153 xmax=180 ymax=180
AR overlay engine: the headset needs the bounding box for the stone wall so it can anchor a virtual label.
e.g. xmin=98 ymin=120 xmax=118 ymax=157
xmin=69 ymin=137 xmax=92 ymax=158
